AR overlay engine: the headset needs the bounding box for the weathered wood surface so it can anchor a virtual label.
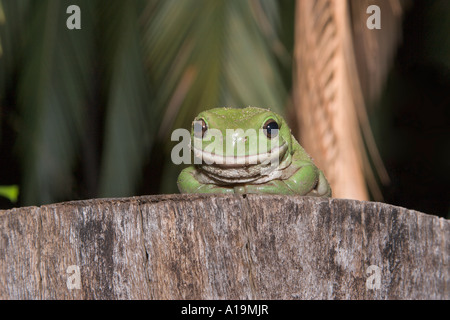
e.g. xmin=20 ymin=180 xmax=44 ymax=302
xmin=0 ymin=194 xmax=448 ymax=299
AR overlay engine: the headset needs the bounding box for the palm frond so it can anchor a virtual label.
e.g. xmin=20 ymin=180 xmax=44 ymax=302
xmin=16 ymin=0 xmax=95 ymax=205
xmin=2 ymin=0 xmax=292 ymax=201
xmin=0 ymin=0 xmax=32 ymax=93
xmin=293 ymin=0 xmax=408 ymax=201
xmin=97 ymin=0 xmax=153 ymax=197
xmin=142 ymin=0 xmax=287 ymax=141
xmin=350 ymin=0 xmax=409 ymax=105
xmin=0 ymin=0 xmax=4 ymax=141
xmin=0 ymin=1 xmax=4 ymax=57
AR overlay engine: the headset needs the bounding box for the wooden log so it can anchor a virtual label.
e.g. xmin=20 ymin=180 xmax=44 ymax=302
xmin=0 ymin=194 xmax=448 ymax=299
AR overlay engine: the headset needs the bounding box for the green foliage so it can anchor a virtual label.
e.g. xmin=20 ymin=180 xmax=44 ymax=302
xmin=0 ymin=0 xmax=290 ymax=205
xmin=0 ymin=0 xmax=4 ymax=141
xmin=0 ymin=185 xmax=19 ymax=203
xmin=15 ymin=0 xmax=95 ymax=204
xmin=96 ymin=0 xmax=154 ymax=197
xmin=142 ymin=0 xmax=287 ymax=139
xmin=0 ymin=0 xmax=4 ymax=56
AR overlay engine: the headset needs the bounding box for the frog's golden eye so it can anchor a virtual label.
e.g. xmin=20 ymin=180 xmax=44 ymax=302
xmin=193 ymin=118 xmax=208 ymax=138
xmin=263 ymin=119 xmax=279 ymax=139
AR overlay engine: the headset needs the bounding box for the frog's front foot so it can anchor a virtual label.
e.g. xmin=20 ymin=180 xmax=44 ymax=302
xmin=305 ymin=170 xmax=332 ymax=197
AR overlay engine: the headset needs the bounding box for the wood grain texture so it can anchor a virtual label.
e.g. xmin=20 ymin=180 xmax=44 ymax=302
xmin=1 ymin=194 xmax=448 ymax=299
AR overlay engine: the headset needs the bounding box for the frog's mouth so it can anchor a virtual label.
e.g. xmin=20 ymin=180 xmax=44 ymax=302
xmin=192 ymin=143 xmax=288 ymax=168
xmin=192 ymin=143 xmax=289 ymax=184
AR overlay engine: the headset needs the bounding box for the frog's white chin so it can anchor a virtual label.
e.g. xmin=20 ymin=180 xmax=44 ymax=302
xmin=192 ymin=143 xmax=290 ymax=184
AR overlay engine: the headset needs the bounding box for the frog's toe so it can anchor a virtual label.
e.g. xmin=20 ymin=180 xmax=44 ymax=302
xmin=306 ymin=171 xmax=332 ymax=197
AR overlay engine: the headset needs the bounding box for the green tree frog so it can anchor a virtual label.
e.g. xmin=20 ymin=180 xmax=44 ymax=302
xmin=177 ymin=107 xmax=332 ymax=197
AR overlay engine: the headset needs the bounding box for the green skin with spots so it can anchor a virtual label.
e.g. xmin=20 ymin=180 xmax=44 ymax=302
xmin=177 ymin=107 xmax=332 ymax=197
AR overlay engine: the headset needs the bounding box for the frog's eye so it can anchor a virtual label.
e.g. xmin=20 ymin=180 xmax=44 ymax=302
xmin=263 ymin=119 xmax=279 ymax=139
xmin=193 ymin=118 xmax=208 ymax=138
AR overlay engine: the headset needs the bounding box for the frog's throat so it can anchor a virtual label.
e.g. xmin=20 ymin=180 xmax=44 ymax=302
xmin=192 ymin=143 xmax=288 ymax=167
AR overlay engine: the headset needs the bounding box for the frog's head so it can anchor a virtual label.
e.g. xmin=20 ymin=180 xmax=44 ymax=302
xmin=190 ymin=107 xmax=294 ymax=183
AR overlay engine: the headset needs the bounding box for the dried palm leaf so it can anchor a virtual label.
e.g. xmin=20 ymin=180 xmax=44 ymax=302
xmin=293 ymin=0 xmax=408 ymax=200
